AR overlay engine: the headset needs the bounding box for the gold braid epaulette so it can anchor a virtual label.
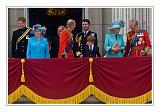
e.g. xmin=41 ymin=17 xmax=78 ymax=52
xmin=16 ymin=28 xmax=31 ymax=45
xmin=75 ymin=32 xmax=83 ymax=43
xmin=127 ymin=32 xmax=137 ymax=47
xmin=127 ymin=32 xmax=136 ymax=41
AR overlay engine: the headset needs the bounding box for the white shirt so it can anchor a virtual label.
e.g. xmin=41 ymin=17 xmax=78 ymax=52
xmin=89 ymin=44 xmax=94 ymax=51
xmin=83 ymin=30 xmax=89 ymax=36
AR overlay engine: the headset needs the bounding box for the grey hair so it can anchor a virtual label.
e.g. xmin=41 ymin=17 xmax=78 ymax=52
xmin=130 ymin=18 xmax=138 ymax=26
xmin=66 ymin=19 xmax=75 ymax=27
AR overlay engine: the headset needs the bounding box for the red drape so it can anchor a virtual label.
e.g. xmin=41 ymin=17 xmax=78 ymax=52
xmin=9 ymin=58 xmax=90 ymax=99
xmin=8 ymin=59 xmax=22 ymax=94
xmin=93 ymin=57 xmax=152 ymax=98
xmin=8 ymin=57 xmax=152 ymax=103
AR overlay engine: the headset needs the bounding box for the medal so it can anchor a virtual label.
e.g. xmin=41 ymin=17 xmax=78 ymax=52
xmin=139 ymin=38 xmax=143 ymax=41
xmin=142 ymin=41 xmax=145 ymax=44
xmin=138 ymin=41 xmax=141 ymax=45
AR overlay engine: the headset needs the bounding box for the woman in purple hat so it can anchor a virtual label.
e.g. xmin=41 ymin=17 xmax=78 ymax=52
xmin=26 ymin=24 xmax=50 ymax=58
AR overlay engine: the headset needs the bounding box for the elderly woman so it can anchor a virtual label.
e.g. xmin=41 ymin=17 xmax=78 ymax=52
xmin=104 ymin=21 xmax=125 ymax=57
xmin=27 ymin=24 xmax=50 ymax=58
xmin=58 ymin=19 xmax=76 ymax=58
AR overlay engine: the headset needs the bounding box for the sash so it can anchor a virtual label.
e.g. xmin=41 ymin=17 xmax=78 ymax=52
xmin=131 ymin=30 xmax=144 ymax=47
xmin=131 ymin=34 xmax=139 ymax=47
xmin=16 ymin=28 xmax=31 ymax=45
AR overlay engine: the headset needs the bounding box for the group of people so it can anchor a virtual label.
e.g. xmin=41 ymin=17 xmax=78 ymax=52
xmin=11 ymin=17 xmax=151 ymax=59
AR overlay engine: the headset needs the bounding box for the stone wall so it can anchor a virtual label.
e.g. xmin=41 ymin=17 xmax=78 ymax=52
xmin=8 ymin=8 xmax=25 ymax=57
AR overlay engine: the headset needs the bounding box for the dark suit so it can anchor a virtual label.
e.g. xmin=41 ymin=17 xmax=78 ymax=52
xmin=50 ymin=36 xmax=59 ymax=58
xmin=75 ymin=30 xmax=98 ymax=54
xmin=11 ymin=27 xmax=33 ymax=58
xmin=82 ymin=45 xmax=101 ymax=57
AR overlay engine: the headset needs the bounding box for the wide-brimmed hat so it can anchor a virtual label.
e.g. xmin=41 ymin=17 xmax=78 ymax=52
xmin=108 ymin=20 xmax=125 ymax=30
xmin=31 ymin=24 xmax=47 ymax=34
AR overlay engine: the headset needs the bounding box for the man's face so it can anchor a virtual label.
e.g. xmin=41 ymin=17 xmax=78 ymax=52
xmin=86 ymin=41 xmax=94 ymax=46
xmin=129 ymin=22 xmax=136 ymax=31
xmin=82 ymin=22 xmax=89 ymax=31
xmin=18 ymin=21 xmax=26 ymax=29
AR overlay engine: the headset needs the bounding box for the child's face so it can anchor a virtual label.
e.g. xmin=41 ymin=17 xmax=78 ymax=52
xmin=86 ymin=41 xmax=94 ymax=46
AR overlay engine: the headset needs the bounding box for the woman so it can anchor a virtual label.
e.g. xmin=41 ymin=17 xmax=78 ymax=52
xmin=27 ymin=24 xmax=50 ymax=58
xmin=50 ymin=25 xmax=65 ymax=58
xmin=58 ymin=19 xmax=76 ymax=58
xmin=104 ymin=21 xmax=125 ymax=57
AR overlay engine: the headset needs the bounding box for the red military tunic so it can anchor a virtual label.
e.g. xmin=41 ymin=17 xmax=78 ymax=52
xmin=124 ymin=30 xmax=151 ymax=57
xmin=58 ymin=29 xmax=73 ymax=58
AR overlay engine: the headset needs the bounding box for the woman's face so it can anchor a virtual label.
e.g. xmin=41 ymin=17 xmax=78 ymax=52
xmin=34 ymin=29 xmax=41 ymax=38
xmin=112 ymin=28 xmax=120 ymax=35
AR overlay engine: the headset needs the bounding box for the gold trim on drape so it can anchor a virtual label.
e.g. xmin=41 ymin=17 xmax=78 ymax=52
xmin=8 ymin=85 xmax=151 ymax=104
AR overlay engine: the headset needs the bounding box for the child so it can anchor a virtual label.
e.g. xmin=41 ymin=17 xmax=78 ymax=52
xmin=82 ymin=35 xmax=101 ymax=57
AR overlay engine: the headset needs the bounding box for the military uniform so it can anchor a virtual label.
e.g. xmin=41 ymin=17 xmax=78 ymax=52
xmin=58 ymin=29 xmax=74 ymax=58
xmin=11 ymin=27 xmax=33 ymax=58
xmin=124 ymin=30 xmax=151 ymax=57
xmin=75 ymin=30 xmax=98 ymax=56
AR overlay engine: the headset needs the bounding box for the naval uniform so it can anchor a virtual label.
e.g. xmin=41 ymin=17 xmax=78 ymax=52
xmin=11 ymin=27 xmax=33 ymax=58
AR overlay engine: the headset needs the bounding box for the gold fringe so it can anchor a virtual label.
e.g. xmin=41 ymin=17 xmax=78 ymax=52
xmin=92 ymin=86 xmax=152 ymax=104
xmin=8 ymin=85 xmax=151 ymax=104
xmin=8 ymin=85 xmax=24 ymax=104
xmin=8 ymin=85 xmax=93 ymax=104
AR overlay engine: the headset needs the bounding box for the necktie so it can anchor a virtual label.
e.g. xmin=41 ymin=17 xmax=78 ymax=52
xmin=84 ymin=32 xmax=87 ymax=37
xmin=89 ymin=46 xmax=92 ymax=52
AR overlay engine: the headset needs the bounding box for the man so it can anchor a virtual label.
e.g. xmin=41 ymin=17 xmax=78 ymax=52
xmin=75 ymin=19 xmax=98 ymax=57
xmin=58 ymin=19 xmax=76 ymax=58
xmin=11 ymin=17 xmax=33 ymax=58
xmin=124 ymin=18 xmax=151 ymax=57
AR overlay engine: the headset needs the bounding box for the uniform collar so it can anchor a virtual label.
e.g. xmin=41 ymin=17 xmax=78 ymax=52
xmin=19 ymin=26 xmax=27 ymax=30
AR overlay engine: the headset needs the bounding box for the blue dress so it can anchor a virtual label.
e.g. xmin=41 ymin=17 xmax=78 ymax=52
xmin=104 ymin=32 xmax=125 ymax=57
xmin=27 ymin=36 xmax=50 ymax=58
